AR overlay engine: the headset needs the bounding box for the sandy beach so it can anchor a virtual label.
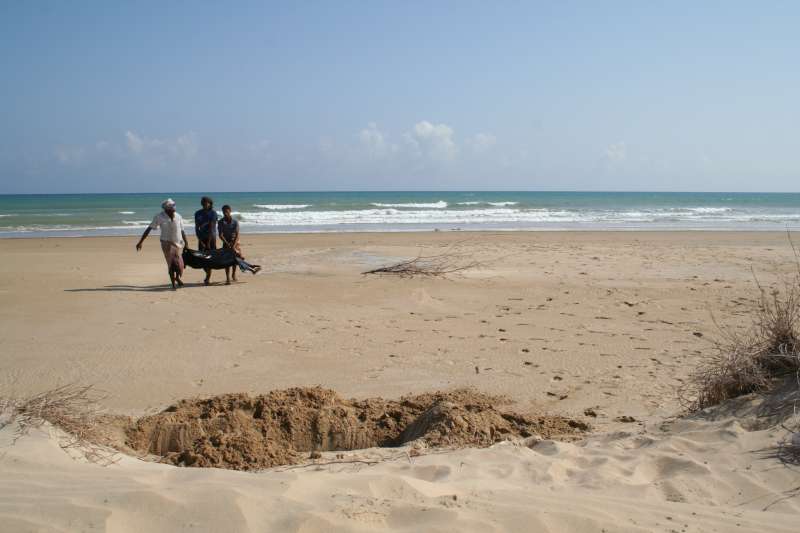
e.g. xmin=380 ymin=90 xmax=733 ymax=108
xmin=1 ymin=231 xmax=799 ymax=531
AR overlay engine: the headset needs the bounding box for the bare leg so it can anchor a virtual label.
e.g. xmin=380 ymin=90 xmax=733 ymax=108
xmin=173 ymin=257 xmax=184 ymax=287
xmin=224 ymin=266 xmax=231 ymax=285
xmin=168 ymin=266 xmax=177 ymax=289
xmin=204 ymin=267 xmax=211 ymax=285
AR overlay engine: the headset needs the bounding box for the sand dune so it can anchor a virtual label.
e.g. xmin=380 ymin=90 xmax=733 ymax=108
xmin=1 ymin=400 xmax=798 ymax=532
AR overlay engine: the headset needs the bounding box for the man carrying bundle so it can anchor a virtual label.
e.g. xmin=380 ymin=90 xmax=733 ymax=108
xmin=135 ymin=198 xmax=189 ymax=290
xmin=194 ymin=196 xmax=218 ymax=285
xmin=218 ymin=204 xmax=261 ymax=284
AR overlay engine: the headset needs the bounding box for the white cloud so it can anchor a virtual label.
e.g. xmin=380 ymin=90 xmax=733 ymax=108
xmin=53 ymin=131 xmax=199 ymax=176
xmin=604 ymin=141 xmax=627 ymax=162
xmin=406 ymin=121 xmax=458 ymax=161
xmin=468 ymin=133 xmax=497 ymax=154
xmin=358 ymin=122 xmax=397 ymax=158
xmin=54 ymin=145 xmax=85 ymax=164
xmin=124 ymin=130 xmax=198 ymax=164
xmin=125 ymin=131 xmax=144 ymax=154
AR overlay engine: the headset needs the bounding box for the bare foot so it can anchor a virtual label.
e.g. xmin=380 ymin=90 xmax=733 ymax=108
xmin=252 ymin=266 xmax=261 ymax=274
xmin=225 ymin=279 xmax=231 ymax=285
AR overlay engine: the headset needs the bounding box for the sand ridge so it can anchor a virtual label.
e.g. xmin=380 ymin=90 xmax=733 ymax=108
xmin=1 ymin=400 xmax=798 ymax=532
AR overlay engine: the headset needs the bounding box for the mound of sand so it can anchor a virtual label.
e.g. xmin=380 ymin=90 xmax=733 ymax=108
xmin=125 ymin=387 xmax=583 ymax=470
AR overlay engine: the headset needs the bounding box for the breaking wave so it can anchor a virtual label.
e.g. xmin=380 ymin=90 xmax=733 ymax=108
xmin=371 ymin=201 xmax=448 ymax=209
xmin=253 ymin=204 xmax=311 ymax=210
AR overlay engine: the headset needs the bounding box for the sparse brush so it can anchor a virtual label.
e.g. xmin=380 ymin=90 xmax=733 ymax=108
xmin=684 ymin=232 xmax=800 ymax=411
xmin=363 ymin=247 xmax=482 ymax=278
xmin=1 ymin=384 xmax=117 ymax=465
xmin=686 ymin=339 xmax=771 ymax=410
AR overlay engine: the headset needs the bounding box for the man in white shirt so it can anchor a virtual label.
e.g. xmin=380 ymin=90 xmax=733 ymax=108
xmin=136 ymin=198 xmax=190 ymax=289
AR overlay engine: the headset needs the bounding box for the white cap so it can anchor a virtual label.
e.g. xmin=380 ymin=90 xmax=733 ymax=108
xmin=162 ymin=198 xmax=176 ymax=209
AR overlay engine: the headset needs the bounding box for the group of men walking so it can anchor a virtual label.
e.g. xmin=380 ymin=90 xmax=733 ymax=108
xmin=136 ymin=197 xmax=259 ymax=289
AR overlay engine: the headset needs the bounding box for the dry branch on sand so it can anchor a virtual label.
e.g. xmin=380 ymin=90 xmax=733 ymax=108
xmin=363 ymin=249 xmax=482 ymax=278
xmin=1 ymin=384 xmax=118 ymax=465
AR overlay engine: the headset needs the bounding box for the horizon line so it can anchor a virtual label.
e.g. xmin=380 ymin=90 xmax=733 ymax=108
xmin=3 ymin=189 xmax=800 ymax=196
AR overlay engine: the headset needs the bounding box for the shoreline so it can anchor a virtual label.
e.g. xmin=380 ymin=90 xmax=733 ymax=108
xmin=2 ymin=227 xmax=800 ymax=241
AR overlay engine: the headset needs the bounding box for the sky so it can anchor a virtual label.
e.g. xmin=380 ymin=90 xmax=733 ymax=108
xmin=0 ymin=1 xmax=798 ymax=193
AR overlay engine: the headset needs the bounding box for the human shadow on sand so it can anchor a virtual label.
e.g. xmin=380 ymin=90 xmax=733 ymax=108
xmin=64 ymin=283 xmax=209 ymax=293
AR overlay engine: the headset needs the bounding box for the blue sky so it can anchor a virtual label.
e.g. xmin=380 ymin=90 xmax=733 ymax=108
xmin=1 ymin=1 xmax=798 ymax=193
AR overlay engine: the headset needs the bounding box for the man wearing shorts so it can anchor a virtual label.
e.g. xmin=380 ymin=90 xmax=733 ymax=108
xmin=136 ymin=198 xmax=189 ymax=289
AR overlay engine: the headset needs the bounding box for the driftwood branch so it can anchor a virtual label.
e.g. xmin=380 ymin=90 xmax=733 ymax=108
xmin=363 ymin=248 xmax=482 ymax=278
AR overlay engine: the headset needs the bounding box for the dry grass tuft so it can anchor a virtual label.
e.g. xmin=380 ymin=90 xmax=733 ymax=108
xmin=682 ymin=232 xmax=800 ymax=464
xmin=1 ymin=384 xmax=118 ymax=465
xmin=684 ymin=233 xmax=800 ymax=412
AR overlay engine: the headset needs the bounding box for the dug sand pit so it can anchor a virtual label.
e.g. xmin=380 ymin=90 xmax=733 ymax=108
xmin=125 ymin=387 xmax=583 ymax=470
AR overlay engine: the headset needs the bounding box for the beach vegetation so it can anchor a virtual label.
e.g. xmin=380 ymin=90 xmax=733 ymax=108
xmin=684 ymin=232 xmax=800 ymax=462
xmin=0 ymin=384 xmax=117 ymax=465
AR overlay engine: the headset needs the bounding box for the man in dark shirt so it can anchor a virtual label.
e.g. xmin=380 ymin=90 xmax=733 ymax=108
xmin=217 ymin=204 xmax=239 ymax=284
xmin=194 ymin=196 xmax=218 ymax=285
xmin=218 ymin=204 xmax=260 ymax=283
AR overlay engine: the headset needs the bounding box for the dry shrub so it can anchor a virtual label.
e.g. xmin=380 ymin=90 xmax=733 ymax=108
xmin=685 ymin=231 xmax=800 ymax=412
xmin=1 ymin=384 xmax=117 ymax=465
xmin=776 ymin=429 xmax=800 ymax=466
xmin=363 ymin=251 xmax=481 ymax=278
xmin=363 ymin=240 xmax=484 ymax=278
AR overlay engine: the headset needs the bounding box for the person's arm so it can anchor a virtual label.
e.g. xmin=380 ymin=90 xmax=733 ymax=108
xmin=208 ymin=211 xmax=218 ymax=248
xmin=232 ymin=224 xmax=240 ymax=247
xmin=136 ymin=227 xmax=152 ymax=251
xmin=179 ymin=217 xmax=188 ymax=248
xmin=217 ymin=221 xmax=229 ymax=248
xmin=194 ymin=212 xmax=205 ymax=245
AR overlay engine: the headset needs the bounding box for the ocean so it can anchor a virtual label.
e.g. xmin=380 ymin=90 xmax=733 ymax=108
xmin=1 ymin=191 xmax=799 ymax=237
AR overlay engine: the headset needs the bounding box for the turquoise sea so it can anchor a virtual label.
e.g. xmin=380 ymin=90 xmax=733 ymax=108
xmin=1 ymin=191 xmax=799 ymax=237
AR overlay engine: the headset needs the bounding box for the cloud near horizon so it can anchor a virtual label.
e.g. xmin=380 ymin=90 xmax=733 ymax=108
xmin=9 ymin=120 xmax=772 ymax=193
xmin=50 ymin=121 xmax=488 ymax=176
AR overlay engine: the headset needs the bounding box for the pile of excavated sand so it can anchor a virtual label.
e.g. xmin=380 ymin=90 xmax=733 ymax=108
xmin=125 ymin=387 xmax=584 ymax=470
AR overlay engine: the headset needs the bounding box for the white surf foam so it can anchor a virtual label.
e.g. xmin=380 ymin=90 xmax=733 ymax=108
xmin=455 ymin=201 xmax=518 ymax=207
xmin=253 ymin=204 xmax=311 ymax=210
xmin=371 ymin=201 xmax=448 ymax=209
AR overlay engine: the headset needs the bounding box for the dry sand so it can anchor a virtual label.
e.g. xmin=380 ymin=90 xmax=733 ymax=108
xmin=1 ymin=231 xmax=799 ymax=531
